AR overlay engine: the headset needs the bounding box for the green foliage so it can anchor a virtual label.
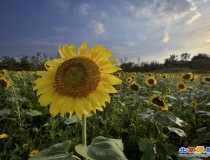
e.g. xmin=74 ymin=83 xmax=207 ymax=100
xmin=29 ymin=141 xmax=75 ymax=160
xmin=0 ymin=71 xmax=210 ymax=159
xmin=75 ymin=136 xmax=127 ymax=160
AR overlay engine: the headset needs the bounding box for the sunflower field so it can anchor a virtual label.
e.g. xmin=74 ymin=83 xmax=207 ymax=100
xmin=0 ymin=69 xmax=210 ymax=160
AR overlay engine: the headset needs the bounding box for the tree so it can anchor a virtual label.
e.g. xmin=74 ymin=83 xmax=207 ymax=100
xmin=120 ymin=62 xmax=135 ymax=72
xmin=0 ymin=56 xmax=18 ymax=70
xmin=30 ymin=52 xmax=48 ymax=70
xmin=180 ymin=53 xmax=190 ymax=61
xmin=19 ymin=55 xmax=31 ymax=70
xmin=164 ymin=54 xmax=178 ymax=67
xmin=190 ymin=53 xmax=210 ymax=70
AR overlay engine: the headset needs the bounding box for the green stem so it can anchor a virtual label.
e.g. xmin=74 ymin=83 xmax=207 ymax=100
xmin=12 ymin=86 xmax=22 ymax=127
xmin=72 ymin=155 xmax=82 ymax=160
xmin=82 ymin=115 xmax=87 ymax=160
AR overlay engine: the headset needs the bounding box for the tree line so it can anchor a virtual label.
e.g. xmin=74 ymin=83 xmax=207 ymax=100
xmin=119 ymin=53 xmax=210 ymax=72
xmin=0 ymin=52 xmax=210 ymax=72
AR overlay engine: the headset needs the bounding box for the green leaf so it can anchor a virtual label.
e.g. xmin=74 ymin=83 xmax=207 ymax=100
xmin=29 ymin=141 xmax=75 ymax=160
xmin=75 ymin=136 xmax=128 ymax=160
xmin=127 ymin=103 xmax=138 ymax=111
xmin=155 ymin=111 xmax=186 ymax=127
xmin=138 ymin=109 xmax=154 ymax=120
xmin=191 ymin=132 xmax=210 ymax=146
xmin=6 ymin=97 xmax=17 ymax=102
xmin=138 ymin=138 xmax=156 ymax=160
xmin=167 ymin=127 xmax=186 ymax=137
xmin=196 ymin=111 xmax=210 ymax=116
xmin=0 ymin=108 xmax=11 ymax=116
xmin=165 ymin=95 xmax=177 ymax=100
xmin=196 ymin=127 xmax=207 ymax=133
xmin=152 ymin=90 xmax=162 ymax=94
xmin=206 ymin=102 xmax=210 ymax=106
xmin=64 ymin=115 xmax=80 ymax=125
xmin=25 ymin=109 xmax=42 ymax=117
xmin=162 ymin=143 xmax=177 ymax=156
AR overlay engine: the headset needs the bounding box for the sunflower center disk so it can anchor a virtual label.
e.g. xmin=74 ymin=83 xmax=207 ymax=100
xmin=152 ymin=98 xmax=164 ymax=107
xmin=64 ymin=66 xmax=85 ymax=84
xmin=54 ymin=57 xmax=100 ymax=98
xmin=179 ymin=84 xmax=185 ymax=89
xmin=148 ymin=79 xmax=154 ymax=84
xmin=0 ymin=79 xmax=7 ymax=88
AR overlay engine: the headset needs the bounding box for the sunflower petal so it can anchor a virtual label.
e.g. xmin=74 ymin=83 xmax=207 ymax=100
xmin=78 ymin=42 xmax=88 ymax=57
xmin=38 ymin=90 xmax=58 ymax=106
xmin=101 ymin=74 xmax=122 ymax=85
xmin=98 ymin=82 xmax=118 ymax=93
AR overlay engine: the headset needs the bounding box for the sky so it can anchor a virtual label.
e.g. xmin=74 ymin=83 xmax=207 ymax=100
xmin=0 ymin=0 xmax=210 ymax=63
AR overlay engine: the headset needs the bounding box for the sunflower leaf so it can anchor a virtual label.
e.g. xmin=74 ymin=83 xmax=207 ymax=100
xmin=29 ymin=141 xmax=75 ymax=160
xmin=167 ymin=127 xmax=186 ymax=137
xmin=75 ymin=136 xmax=128 ymax=160
xmin=165 ymin=95 xmax=177 ymax=100
xmin=64 ymin=115 xmax=80 ymax=125
xmin=138 ymin=138 xmax=156 ymax=160
xmin=155 ymin=111 xmax=186 ymax=127
xmin=195 ymin=111 xmax=210 ymax=117
xmin=138 ymin=108 xmax=154 ymax=120
xmin=25 ymin=109 xmax=43 ymax=117
xmin=206 ymin=102 xmax=210 ymax=106
xmin=0 ymin=108 xmax=12 ymax=117
xmin=190 ymin=132 xmax=210 ymax=146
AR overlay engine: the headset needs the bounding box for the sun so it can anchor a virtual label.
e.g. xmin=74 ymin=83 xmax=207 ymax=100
xmin=34 ymin=42 xmax=122 ymax=119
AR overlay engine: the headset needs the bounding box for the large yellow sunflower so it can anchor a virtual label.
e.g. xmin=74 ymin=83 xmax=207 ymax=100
xmin=33 ymin=42 xmax=122 ymax=119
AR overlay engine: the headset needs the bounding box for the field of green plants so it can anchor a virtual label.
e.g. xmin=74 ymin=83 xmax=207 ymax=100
xmin=0 ymin=70 xmax=210 ymax=160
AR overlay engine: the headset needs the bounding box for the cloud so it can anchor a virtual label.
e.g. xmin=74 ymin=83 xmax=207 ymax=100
xmin=123 ymin=41 xmax=138 ymax=47
xmin=51 ymin=26 xmax=68 ymax=33
xmin=49 ymin=0 xmax=70 ymax=13
xmin=206 ymin=39 xmax=210 ymax=43
xmin=89 ymin=20 xmax=105 ymax=34
xmin=186 ymin=11 xmax=201 ymax=24
xmin=128 ymin=0 xmax=201 ymax=24
xmin=79 ymin=3 xmax=90 ymax=15
xmin=162 ymin=32 xmax=170 ymax=43
xmin=19 ymin=38 xmax=58 ymax=46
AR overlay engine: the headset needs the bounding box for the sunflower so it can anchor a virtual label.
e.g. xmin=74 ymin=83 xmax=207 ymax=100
xmin=0 ymin=133 xmax=9 ymax=139
xmin=145 ymin=77 xmax=157 ymax=87
xmin=131 ymin=75 xmax=136 ymax=80
xmin=29 ymin=150 xmax=39 ymax=157
xmin=166 ymin=88 xmax=172 ymax=94
xmin=0 ymin=77 xmax=11 ymax=90
xmin=34 ymin=42 xmax=122 ymax=119
xmin=191 ymin=101 xmax=197 ymax=108
xmin=126 ymin=77 xmax=133 ymax=83
xmin=149 ymin=95 xmax=168 ymax=110
xmin=129 ymin=82 xmax=141 ymax=92
xmin=182 ymin=73 xmax=193 ymax=81
xmin=177 ymin=82 xmax=187 ymax=92
xmin=0 ymin=69 xmax=7 ymax=75
xmin=202 ymin=76 xmax=210 ymax=84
